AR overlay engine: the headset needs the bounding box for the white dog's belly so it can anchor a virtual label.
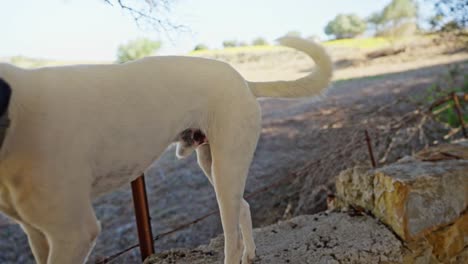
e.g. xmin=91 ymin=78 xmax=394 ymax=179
xmin=88 ymin=139 xmax=171 ymax=197
xmin=90 ymin=162 xmax=143 ymax=197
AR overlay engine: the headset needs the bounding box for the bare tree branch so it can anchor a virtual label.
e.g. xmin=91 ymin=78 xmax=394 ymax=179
xmin=103 ymin=0 xmax=186 ymax=34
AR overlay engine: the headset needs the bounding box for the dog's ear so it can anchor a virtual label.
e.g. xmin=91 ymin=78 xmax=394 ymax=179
xmin=0 ymin=78 xmax=11 ymax=116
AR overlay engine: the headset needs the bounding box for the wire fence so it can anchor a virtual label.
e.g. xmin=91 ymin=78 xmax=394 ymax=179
xmin=96 ymin=129 xmax=374 ymax=264
xmin=96 ymin=171 xmax=307 ymax=263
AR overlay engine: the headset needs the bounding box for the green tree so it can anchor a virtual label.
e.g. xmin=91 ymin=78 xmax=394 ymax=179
xmin=193 ymin=44 xmax=208 ymax=51
xmin=367 ymin=11 xmax=385 ymax=34
xmin=382 ymin=0 xmax=418 ymax=27
xmin=116 ymin=38 xmax=161 ymax=63
xmin=222 ymin=40 xmax=238 ymax=48
xmin=377 ymin=0 xmax=419 ymax=38
xmin=428 ymin=0 xmax=467 ymax=29
xmin=252 ymin=37 xmax=268 ymax=46
xmin=440 ymin=21 xmax=463 ymax=32
xmin=324 ymin=14 xmax=367 ymax=39
xmin=429 ymin=14 xmax=444 ymax=30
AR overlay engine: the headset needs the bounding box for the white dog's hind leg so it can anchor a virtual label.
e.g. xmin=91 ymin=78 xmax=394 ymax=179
xmin=196 ymin=144 xmax=256 ymax=263
xmin=239 ymin=199 xmax=255 ymax=263
xmin=196 ymin=144 xmax=213 ymax=184
xmin=20 ymin=223 xmax=49 ymax=264
xmin=209 ymin=109 xmax=260 ymax=264
xmin=211 ymin=155 xmax=244 ymax=264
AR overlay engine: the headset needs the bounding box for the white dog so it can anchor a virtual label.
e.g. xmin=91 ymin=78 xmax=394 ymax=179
xmin=0 ymin=37 xmax=332 ymax=264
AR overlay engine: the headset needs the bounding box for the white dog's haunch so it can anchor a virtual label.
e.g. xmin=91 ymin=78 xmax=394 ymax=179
xmin=0 ymin=37 xmax=332 ymax=264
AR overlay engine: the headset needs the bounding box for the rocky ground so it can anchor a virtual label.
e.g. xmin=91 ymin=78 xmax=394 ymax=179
xmin=145 ymin=140 xmax=468 ymax=264
xmin=0 ymin=36 xmax=467 ymax=263
xmin=145 ymin=213 xmax=404 ymax=264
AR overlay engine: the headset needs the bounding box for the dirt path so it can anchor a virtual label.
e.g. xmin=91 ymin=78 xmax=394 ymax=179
xmin=0 ymin=44 xmax=466 ymax=264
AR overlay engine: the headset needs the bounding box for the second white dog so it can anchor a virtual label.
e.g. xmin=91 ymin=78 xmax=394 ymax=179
xmin=0 ymin=37 xmax=332 ymax=264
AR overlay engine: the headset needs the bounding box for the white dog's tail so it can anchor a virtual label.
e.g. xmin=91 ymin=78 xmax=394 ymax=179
xmin=247 ymin=37 xmax=333 ymax=98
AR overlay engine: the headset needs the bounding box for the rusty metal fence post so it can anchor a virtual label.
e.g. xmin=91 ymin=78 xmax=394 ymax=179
xmin=131 ymin=174 xmax=155 ymax=261
xmin=364 ymin=130 xmax=376 ymax=168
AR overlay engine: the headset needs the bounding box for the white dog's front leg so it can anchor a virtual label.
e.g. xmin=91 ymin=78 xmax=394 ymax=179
xmin=45 ymin=209 xmax=100 ymax=264
xmin=22 ymin=189 xmax=101 ymax=264
xmin=21 ymin=223 xmax=49 ymax=264
xmin=212 ymin=149 xmax=259 ymax=264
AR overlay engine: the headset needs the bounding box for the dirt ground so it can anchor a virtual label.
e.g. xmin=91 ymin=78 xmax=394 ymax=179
xmin=0 ymin=37 xmax=467 ymax=264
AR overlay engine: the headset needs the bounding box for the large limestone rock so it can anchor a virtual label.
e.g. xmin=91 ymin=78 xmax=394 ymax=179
xmin=144 ymin=213 xmax=403 ymax=264
xmin=335 ymin=141 xmax=468 ymax=263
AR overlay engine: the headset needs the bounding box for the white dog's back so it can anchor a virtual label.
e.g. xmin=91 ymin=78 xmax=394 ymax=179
xmin=0 ymin=56 xmax=254 ymax=195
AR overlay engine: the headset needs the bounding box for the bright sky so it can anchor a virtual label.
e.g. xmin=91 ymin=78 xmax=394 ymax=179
xmin=0 ymin=0 xmax=432 ymax=61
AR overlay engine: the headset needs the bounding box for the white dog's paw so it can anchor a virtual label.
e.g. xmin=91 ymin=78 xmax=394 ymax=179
xmin=241 ymin=249 xmax=255 ymax=264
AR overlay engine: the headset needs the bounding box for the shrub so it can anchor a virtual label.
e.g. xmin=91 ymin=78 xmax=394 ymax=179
xmin=193 ymin=44 xmax=208 ymax=51
xmin=420 ymin=65 xmax=468 ymax=128
xmin=252 ymin=37 xmax=268 ymax=46
xmin=116 ymin=38 xmax=161 ymax=63
xmin=222 ymin=40 xmax=238 ymax=48
xmin=325 ymin=14 xmax=367 ymax=39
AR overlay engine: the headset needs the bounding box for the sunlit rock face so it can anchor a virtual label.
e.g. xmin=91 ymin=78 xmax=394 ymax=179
xmin=335 ymin=141 xmax=468 ymax=263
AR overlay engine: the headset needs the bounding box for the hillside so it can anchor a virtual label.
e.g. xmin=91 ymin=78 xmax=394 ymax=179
xmin=0 ymin=34 xmax=467 ymax=263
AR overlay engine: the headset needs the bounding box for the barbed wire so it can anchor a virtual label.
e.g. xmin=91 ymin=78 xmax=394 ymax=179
xmin=95 ymin=169 xmax=302 ymax=263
